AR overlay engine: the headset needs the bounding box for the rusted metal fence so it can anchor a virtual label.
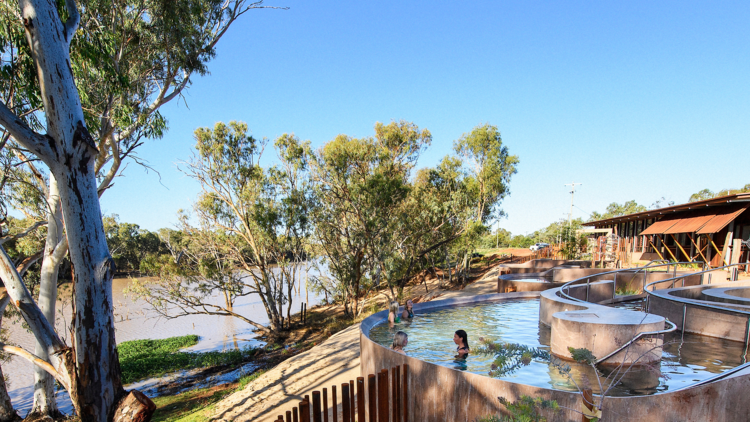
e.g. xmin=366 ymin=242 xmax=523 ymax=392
xmin=273 ymin=364 xmax=409 ymax=422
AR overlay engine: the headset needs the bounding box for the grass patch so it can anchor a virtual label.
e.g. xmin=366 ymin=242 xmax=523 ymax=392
xmin=236 ymin=369 xmax=266 ymax=390
xmin=615 ymin=287 xmax=641 ymax=296
xmin=151 ymin=385 xmax=234 ymax=422
xmin=118 ymin=335 xmax=259 ymax=384
xmin=149 ymin=369 xmax=268 ymax=422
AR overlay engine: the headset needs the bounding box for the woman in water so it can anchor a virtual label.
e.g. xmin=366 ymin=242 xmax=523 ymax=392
xmin=388 ymin=301 xmax=400 ymax=325
xmin=391 ymin=331 xmax=408 ymax=355
xmin=454 ymin=329 xmax=470 ymax=356
xmin=401 ymin=299 xmax=414 ymax=320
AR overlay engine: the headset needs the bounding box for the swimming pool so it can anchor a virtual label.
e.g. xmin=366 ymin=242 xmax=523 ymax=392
xmin=367 ymin=298 xmax=748 ymax=396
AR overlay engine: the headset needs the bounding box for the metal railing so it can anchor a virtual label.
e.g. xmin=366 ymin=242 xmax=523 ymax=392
xmin=553 ymin=260 xmax=750 ymax=385
xmin=594 ymin=320 xmax=677 ymax=365
xmin=644 ymin=262 xmax=750 ymax=343
xmin=556 ymin=261 xmax=697 ymax=365
xmin=559 ymin=260 xmax=698 ymax=304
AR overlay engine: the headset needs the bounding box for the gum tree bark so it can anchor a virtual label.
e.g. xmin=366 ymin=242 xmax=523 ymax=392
xmin=0 ymin=290 xmax=21 ymax=422
xmin=0 ymin=0 xmax=134 ymax=420
xmin=29 ymin=175 xmax=67 ymax=419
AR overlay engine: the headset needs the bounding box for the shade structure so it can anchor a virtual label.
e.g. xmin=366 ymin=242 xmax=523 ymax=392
xmin=663 ymin=214 xmax=716 ymax=234
xmin=696 ymin=206 xmax=748 ymax=235
xmin=640 ymin=219 xmax=679 ymax=235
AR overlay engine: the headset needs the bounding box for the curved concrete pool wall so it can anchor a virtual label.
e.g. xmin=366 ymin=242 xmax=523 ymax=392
xmin=360 ymin=293 xmax=750 ymax=421
xmin=702 ymin=284 xmax=750 ymax=306
xmin=647 ymin=280 xmax=750 ymax=341
xmin=497 ymin=265 xmax=704 ymax=296
xmin=540 ymin=286 xmax=664 ymax=365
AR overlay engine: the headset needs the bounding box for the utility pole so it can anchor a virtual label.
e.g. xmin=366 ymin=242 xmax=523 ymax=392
xmin=564 ymin=182 xmax=582 ymax=228
xmin=496 ymin=218 xmax=501 ymax=249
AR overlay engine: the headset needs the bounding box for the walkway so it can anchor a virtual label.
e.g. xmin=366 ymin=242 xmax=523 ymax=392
xmin=211 ymin=267 xmax=503 ymax=421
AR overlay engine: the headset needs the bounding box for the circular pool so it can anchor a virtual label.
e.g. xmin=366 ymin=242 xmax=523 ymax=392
xmin=368 ymin=298 xmax=748 ymax=396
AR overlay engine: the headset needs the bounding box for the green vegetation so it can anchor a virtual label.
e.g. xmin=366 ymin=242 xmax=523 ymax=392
xmin=476 ymin=395 xmax=560 ymax=422
xmin=689 ymin=184 xmax=750 ymax=202
xmin=150 ymin=369 xmax=268 ymax=422
xmin=473 ymin=338 xmax=551 ymax=378
xmin=118 ymin=335 xmax=258 ymax=384
xmin=589 ymin=200 xmax=647 ymax=221
xmin=151 ymin=387 xmax=229 ymax=422
xmin=615 ymin=287 xmax=641 ymax=296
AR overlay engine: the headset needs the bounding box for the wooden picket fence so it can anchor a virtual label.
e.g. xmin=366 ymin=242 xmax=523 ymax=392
xmin=272 ymin=364 xmax=409 ymax=422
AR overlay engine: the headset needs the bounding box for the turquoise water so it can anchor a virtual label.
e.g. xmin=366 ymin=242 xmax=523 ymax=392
xmin=368 ymin=298 xmax=748 ymax=396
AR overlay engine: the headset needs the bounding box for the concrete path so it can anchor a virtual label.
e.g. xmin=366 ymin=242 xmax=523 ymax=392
xmin=211 ymin=268 xmax=503 ymax=421
xmin=212 ymin=323 xmax=361 ymax=422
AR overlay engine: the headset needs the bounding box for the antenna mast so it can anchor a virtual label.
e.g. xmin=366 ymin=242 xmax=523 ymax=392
xmin=564 ymin=182 xmax=582 ymax=227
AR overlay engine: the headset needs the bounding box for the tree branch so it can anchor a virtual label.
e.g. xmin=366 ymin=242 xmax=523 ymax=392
xmin=0 ymin=343 xmax=69 ymax=390
xmin=0 ymin=220 xmax=46 ymax=246
xmin=0 ymin=101 xmax=55 ymax=162
xmin=63 ymin=0 xmax=81 ymax=43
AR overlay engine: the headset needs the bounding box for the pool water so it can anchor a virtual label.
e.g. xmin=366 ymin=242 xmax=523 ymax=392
xmin=368 ymin=298 xmax=748 ymax=396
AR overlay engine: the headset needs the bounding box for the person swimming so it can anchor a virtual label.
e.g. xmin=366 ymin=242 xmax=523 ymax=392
xmin=401 ymin=299 xmax=414 ymax=320
xmin=388 ymin=301 xmax=401 ymax=325
xmin=391 ymin=331 xmax=408 ymax=355
xmin=454 ymin=329 xmax=469 ymax=357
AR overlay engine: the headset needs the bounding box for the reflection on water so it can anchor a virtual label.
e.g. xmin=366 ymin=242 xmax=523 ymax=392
xmin=6 ymin=265 xmax=325 ymax=413
xmin=368 ymin=298 xmax=749 ymax=396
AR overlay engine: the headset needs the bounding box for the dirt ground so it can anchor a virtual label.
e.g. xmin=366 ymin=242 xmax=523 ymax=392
xmin=210 ymin=256 xmax=507 ymax=422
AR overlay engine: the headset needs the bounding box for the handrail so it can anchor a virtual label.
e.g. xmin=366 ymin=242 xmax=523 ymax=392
xmin=644 ymin=262 xmax=750 ymax=317
xmin=559 ymin=261 xmax=696 ymax=303
xmin=671 ymin=361 xmax=750 ymax=392
xmin=595 ymin=320 xmax=677 ymax=364
xmin=554 ymin=261 xmax=750 ymax=387
xmin=554 ymin=261 xmax=694 ymax=366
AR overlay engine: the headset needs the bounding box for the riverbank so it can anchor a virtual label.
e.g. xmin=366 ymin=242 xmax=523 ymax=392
xmin=13 ymin=250 xmax=521 ymax=421
xmin=209 ymin=252 xmax=515 ymax=422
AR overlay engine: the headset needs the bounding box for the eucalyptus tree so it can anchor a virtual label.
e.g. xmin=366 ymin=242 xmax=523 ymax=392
xmin=308 ymin=121 xmax=431 ymax=315
xmin=454 ymin=123 xmax=518 ymax=222
xmin=130 ymin=122 xmax=312 ymax=333
xmin=0 ymin=0 xmax=284 ymax=420
xmin=450 ymin=123 xmax=518 ymax=277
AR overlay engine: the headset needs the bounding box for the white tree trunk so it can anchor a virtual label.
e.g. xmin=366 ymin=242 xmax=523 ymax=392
xmin=30 ymin=175 xmax=66 ymax=418
xmin=0 ymin=291 xmax=21 ymax=422
xmin=0 ymin=1 xmax=131 ymax=420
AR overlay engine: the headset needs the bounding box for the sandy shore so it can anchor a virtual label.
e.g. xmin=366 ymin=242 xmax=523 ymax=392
xmin=211 ymin=266 xmax=504 ymax=422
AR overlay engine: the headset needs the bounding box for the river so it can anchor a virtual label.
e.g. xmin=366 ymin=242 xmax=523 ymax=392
xmin=5 ymin=265 xmax=326 ymax=415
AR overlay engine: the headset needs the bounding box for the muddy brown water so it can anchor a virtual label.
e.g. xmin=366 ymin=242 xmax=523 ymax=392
xmin=5 ymin=269 xmax=325 ymax=415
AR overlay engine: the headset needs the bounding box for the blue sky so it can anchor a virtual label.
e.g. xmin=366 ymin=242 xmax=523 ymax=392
xmin=100 ymin=0 xmax=750 ymax=236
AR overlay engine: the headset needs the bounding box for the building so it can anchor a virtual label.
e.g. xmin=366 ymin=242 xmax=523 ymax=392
xmin=583 ymin=193 xmax=750 ymax=268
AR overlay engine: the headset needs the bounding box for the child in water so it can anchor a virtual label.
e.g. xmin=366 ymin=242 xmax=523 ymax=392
xmin=391 ymin=331 xmax=408 ymax=355
xmin=388 ymin=301 xmax=400 ymax=325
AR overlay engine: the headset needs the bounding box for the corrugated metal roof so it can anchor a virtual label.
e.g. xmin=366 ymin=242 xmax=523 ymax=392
xmin=584 ymin=192 xmax=750 ymax=227
xmin=696 ymin=206 xmax=748 ymax=234
xmin=663 ymin=214 xmax=716 ymax=234
xmin=641 ymin=219 xmax=679 ymax=235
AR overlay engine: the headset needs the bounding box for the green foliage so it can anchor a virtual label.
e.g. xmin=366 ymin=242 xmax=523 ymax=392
xmin=589 ymin=200 xmax=646 ymax=221
xmin=236 ymin=369 xmax=266 ymax=390
xmin=129 ymin=122 xmax=313 ymax=332
xmin=118 ymin=335 xmax=258 ymax=384
xmin=689 ymin=184 xmax=750 ymax=202
xmin=103 ymin=214 xmax=168 ymax=274
xmin=615 ymin=287 xmax=640 ymax=296
xmin=474 ymin=338 xmax=551 ymax=377
xmin=568 ymin=346 xmax=597 ymax=365
xmin=309 ymin=121 xmax=433 ymax=314
xmin=476 ymin=395 xmax=560 ymax=422
xmin=454 ymin=123 xmax=519 ymax=222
